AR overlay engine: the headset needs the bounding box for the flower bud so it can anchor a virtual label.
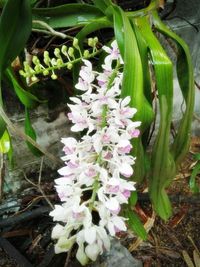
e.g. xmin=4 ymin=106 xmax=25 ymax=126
xmin=51 ymin=73 xmax=57 ymax=80
xmin=61 ymin=45 xmax=67 ymax=55
xmin=93 ymin=37 xmax=98 ymax=45
xmin=83 ymin=50 xmax=90 ymax=58
xmin=88 ymin=38 xmax=94 ymax=47
xmin=43 ymin=69 xmax=49 ymax=76
xmin=67 ymin=62 xmax=73 ymax=70
xmin=54 ymin=48 xmax=60 ymax=58
xmin=68 ymin=47 xmax=74 ymax=57
xmin=73 ymin=38 xmax=79 ymax=48
xmin=44 ymin=51 xmax=50 ymax=65
xmin=32 ymin=55 xmax=40 ymax=65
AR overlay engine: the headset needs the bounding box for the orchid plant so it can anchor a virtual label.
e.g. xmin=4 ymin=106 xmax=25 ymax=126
xmin=0 ymin=0 xmax=195 ymax=223
xmin=49 ymin=41 xmax=141 ymax=265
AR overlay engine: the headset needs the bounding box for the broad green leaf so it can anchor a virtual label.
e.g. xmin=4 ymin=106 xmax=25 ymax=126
xmin=32 ymin=4 xmax=103 ymax=29
xmin=152 ymin=11 xmax=195 ymax=165
xmin=0 ymin=0 xmax=32 ymax=72
xmin=189 ymin=162 xmax=200 ymax=193
xmin=112 ymin=6 xmax=154 ymax=182
xmin=135 ymin=16 xmax=176 ymax=219
xmin=0 ymin=129 xmax=10 ymax=153
xmin=25 ymin=108 xmax=42 ymax=157
xmin=132 ymin=21 xmax=152 ymax=148
xmin=92 ymin=0 xmax=112 ymax=13
xmin=6 ymin=69 xmax=45 ymax=109
xmin=125 ymin=210 xmax=147 ymax=240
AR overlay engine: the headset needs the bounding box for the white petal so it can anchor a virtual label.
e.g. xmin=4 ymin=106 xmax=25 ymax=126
xmin=112 ymin=216 xmax=127 ymax=231
xmin=84 ymin=227 xmax=96 ymax=244
xmin=58 ymin=166 xmax=73 ymax=176
xmin=76 ymin=244 xmax=89 ymax=266
xmin=51 ymin=224 xmax=64 ymax=239
xmin=85 ymin=244 xmax=100 ymax=261
xmin=121 ymin=96 xmax=131 ymax=107
xmin=119 ymin=163 xmax=133 ymax=177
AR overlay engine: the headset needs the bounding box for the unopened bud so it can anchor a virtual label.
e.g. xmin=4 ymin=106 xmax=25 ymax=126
xmin=83 ymin=50 xmax=90 ymax=58
xmin=67 ymin=62 xmax=73 ymax=70
xmin=88 ymin=38 xmax=94 ymax=47
xmin=68 ymin=47 xmax=74 ymax=57
xmin=61 ymin=45 xmax=67 ymax=55
xmin=73 ymin=38 xmax=79 ymax=48
xmin=43 ymin=69 xmax=49 ymax=76
xmin=32 ymin=56 xmax=40 ymax=65
xmin=51 ymin=73 xmax=57 ymax=80
xmin=54 ymin=48 xmax=60 ymax=58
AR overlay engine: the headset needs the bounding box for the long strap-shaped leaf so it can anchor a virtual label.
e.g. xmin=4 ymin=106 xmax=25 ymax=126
xmin=152 ymin=11 xmax=195 ymax=165
xmin=32 ymin=4 xmax=104 ymax=29
xmin=111 ymin=5 xmax=154 ymax=182
xmin=135 ymin=16 xmax=176 ymax=219
xmin=0 ymin=0 xmax=31 ymax=138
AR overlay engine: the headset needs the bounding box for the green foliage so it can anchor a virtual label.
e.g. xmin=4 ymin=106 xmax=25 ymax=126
xmin=0 ymin=0 xmax=196 ymax=233
xmin=189 ymin=154 xmax=200 ymax=193
xmin=25 ymin=108 xmax=43 ymax=157
xmin=0 ymin=0 xmax=32 ymax=72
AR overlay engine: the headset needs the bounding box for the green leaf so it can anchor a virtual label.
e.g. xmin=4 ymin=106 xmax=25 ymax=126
xmin=6 ymin=69 xmax=45 ymax=109
xmin=112 ymin=6 xmax=154 ymax=182
xmin=152 ymin=11 xmax=195 ymax=166
xmin=32 ymin=4 xmax=103 ymax=29
xmin=92 ymin=0 xmax=112 ymax=13
xmin=0 ymin=0 xmax=32 ymax=72
xmin=0 ymin=129 xmax=10 ymax=153
xmin=128 ymin=191 xmax=138 ymax=207
xmin=189 ymin=162 xmax=200 ymax=193
xmin=194 ymin=153 xmax=200 ymax=161
xmin=125 ymin=210 xmax=147 ymax=240
xmin=135 ymin=16 xmax=176 ymax=220
xmin=25 ymin=108 xmax=42 ymax=157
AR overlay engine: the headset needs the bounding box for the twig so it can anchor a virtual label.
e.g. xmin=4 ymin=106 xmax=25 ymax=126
xmin=0 ymin=106 xmax=61 ymax=165
xmin=23 ymin=158 xmax=54 ymax=209
xmin=37 ymin=157 xmax=54 ymax=209
xmin=64 ymin=248 xmax=72 ymax=267
xmin=32 ymin=20 xmax=72 ymax=39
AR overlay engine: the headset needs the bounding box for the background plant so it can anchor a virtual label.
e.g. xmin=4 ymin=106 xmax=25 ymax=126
xmin=0 ymin=0 xmax=195 ymax=223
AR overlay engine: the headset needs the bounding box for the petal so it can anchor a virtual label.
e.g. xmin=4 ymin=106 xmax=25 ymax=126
xmin=119 ymin=163 xmax=133 ymax=177
xmin=76 ymin=244 xmax=89 ymax=266
xmin=112 ymin=216 xmax=127 ymax=231
xmin=51 ymin=224 xmax=65 ymax=239
xmin=85 ymin=244 xmax=100 ymax=261
xmin=84 ymin=227 xmax=96 ymax=244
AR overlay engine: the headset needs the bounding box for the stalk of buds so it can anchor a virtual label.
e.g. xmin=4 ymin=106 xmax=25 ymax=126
xmin=19 ymin=37 xmax=99 ymax=83
xmin=50 ymin=40 xmax=141 ymax=265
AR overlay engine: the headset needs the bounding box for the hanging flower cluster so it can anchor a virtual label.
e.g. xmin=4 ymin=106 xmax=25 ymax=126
xmin=50 ymin=40 xmax=141 ymax=265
